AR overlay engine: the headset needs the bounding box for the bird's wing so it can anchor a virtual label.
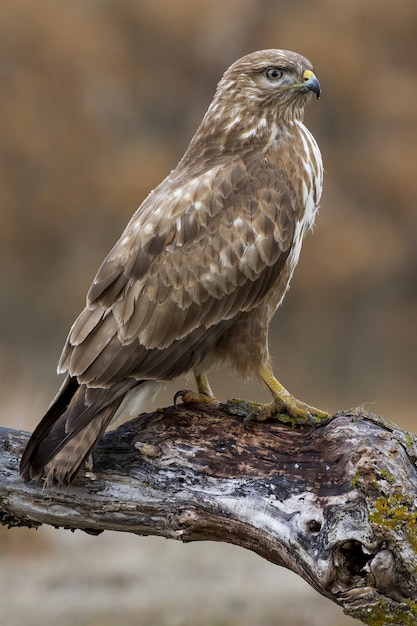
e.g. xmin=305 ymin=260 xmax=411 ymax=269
xmin=59 ymin=155 xmax=304 ymax=385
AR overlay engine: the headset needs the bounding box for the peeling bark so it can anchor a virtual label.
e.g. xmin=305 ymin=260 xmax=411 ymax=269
xmin=1 ymin=404 xmax=417 ymax=625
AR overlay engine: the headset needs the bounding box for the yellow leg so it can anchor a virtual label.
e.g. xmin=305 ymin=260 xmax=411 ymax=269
xmin=195 ymin=372 xmax=215 ymax=398
xmin=254 ymin=364 xmax=330 ymax=423
xmin=173 ymin=371 xmax=219 ymax=406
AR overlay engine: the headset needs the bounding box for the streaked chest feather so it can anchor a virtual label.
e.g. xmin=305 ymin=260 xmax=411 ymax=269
xmin=263 ymin=120 xmax=323 ymax=315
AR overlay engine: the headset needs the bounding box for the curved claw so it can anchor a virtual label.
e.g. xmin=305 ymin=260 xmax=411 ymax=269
xmin=242 ymin=407 xmax=262 ymax=431
xmin=173 ymin=389 xmax=188 ymax=406
xmin=173 ymin=389 xmax=219 ymax=407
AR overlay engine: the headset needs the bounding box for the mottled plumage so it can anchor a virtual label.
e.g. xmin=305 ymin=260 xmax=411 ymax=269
xmin=20 ymin=49 xmax=326 ymax=487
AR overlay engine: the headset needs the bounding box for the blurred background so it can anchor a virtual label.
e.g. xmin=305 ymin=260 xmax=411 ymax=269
xmin=1 ymin=0 xmax=416 ymax=624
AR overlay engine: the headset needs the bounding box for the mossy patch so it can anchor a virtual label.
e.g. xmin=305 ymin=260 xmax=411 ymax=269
xmin=350 ymin=597 xmax=417 ymax=625
xmin=369 ymin=492 xmax=417 ymax=553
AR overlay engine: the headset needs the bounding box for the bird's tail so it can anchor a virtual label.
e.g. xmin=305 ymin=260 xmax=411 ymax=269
xmin=20 ymin=376 xmax=153 ymax=487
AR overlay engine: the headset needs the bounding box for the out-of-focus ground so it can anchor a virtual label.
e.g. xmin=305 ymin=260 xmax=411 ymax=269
xmin=2 ymin=527 xmax=357 ymax=626
xmin=1 ymin=1 xmax=416 ymax=624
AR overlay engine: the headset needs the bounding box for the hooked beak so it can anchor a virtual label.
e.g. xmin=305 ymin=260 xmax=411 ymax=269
xmin=302 ymin=69 xmax=321 ymax=99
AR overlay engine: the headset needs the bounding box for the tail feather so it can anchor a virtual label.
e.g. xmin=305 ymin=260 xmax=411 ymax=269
xmin=20 ymin=376 xmax=144 ymax=486
xmin=40 ymin=406 xmax=117 ymax=486
xmin=20 ymin=376 xmax=79 ymax=482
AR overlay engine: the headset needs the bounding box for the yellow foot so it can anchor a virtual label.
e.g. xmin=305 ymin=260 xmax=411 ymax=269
xmin=247 ymin=395 xmax=330 ymax=425
xmin=173 ymin=389 xmax=219 ymax=406
xmin=249 ymin=364 xmax=330 ymax=426
xmin=174 ymin=371 xmax=219 ymax=407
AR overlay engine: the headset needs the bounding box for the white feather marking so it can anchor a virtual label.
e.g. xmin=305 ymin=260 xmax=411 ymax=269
xmin=240 ymin=243 xmax=257 ymax=269
xmin=239 ymin=127 xmax=257 ymax=140
xmin=220 ymin=250 xmax=231 ymax=269
xmin=301 ymin=180 xmax=310 ymax=209
xmin=111 ymin=381 xmax=164 ymax=426
xmin=224 ymin=116 xmax=241 ymax=131
xmin=266 ymin=122 xmax=279 ymax=146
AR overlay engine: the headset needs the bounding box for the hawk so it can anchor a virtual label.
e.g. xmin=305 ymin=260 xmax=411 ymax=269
xmin=20 ymin=49 xmax=328 ymax=487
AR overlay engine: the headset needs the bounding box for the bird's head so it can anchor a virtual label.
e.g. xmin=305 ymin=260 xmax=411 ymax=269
xmin=182 ymin=49 xmax=321 ymax=167
xmin=212 ymin=49 xmax=320 ymax=124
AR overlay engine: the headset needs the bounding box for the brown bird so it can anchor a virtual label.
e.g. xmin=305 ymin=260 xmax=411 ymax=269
xmin=20 ymin=49 xmax=328 ymax=487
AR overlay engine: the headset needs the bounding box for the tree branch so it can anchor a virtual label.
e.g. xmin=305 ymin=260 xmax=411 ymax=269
xmin=1 ymin=403 xmax=417 ymax=625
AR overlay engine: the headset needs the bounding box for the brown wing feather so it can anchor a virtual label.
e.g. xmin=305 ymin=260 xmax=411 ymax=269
xmin=58 ymin=154 xmax=301 ymax=386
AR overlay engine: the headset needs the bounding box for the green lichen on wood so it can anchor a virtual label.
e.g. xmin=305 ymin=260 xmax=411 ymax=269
xmin=354 ymin=474 xmax=417 ymax=623
xmin=404 ymin=431 xmax=416 ymax=454
xmin=373 ymin=468 xmax=395 ymax=484
xmin=351 ymin=469 xmax=361 ymax=488
xmin=350 ymin=597 xmax=417 ymax=625
xmin=369 ymin=492 xmax=417 ymax=553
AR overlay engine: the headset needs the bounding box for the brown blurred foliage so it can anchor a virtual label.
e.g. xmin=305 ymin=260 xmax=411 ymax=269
xmin=1 ymin=0 xmax=417 ymax=420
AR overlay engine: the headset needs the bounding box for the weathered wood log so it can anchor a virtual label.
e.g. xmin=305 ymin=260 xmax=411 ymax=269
xmin=1 ymin=403 xmax=417 ymax=625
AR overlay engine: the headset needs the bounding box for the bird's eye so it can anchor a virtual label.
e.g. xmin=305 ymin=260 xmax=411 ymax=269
xmin=265 ymin=67 xmax=283 ymax=81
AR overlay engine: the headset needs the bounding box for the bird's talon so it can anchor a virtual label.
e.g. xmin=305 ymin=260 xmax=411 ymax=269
xmin=173 ymin=389 xmax=187 ymax=406
xmin=242 ymin=410 xmax=256 ymax=428
xmin=243 ymin=399 xmax=329 ymax=427
xmin=173 ymin=389 xmax=219 ymax=406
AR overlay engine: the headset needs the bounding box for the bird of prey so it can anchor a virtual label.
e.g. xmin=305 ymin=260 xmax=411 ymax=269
xmin=20 ymin=49 xmax=328 ymax=487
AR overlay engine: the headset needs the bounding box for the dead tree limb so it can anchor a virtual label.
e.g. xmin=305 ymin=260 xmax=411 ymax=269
xmin=1 ymin=403 xmax=417 ymax=625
